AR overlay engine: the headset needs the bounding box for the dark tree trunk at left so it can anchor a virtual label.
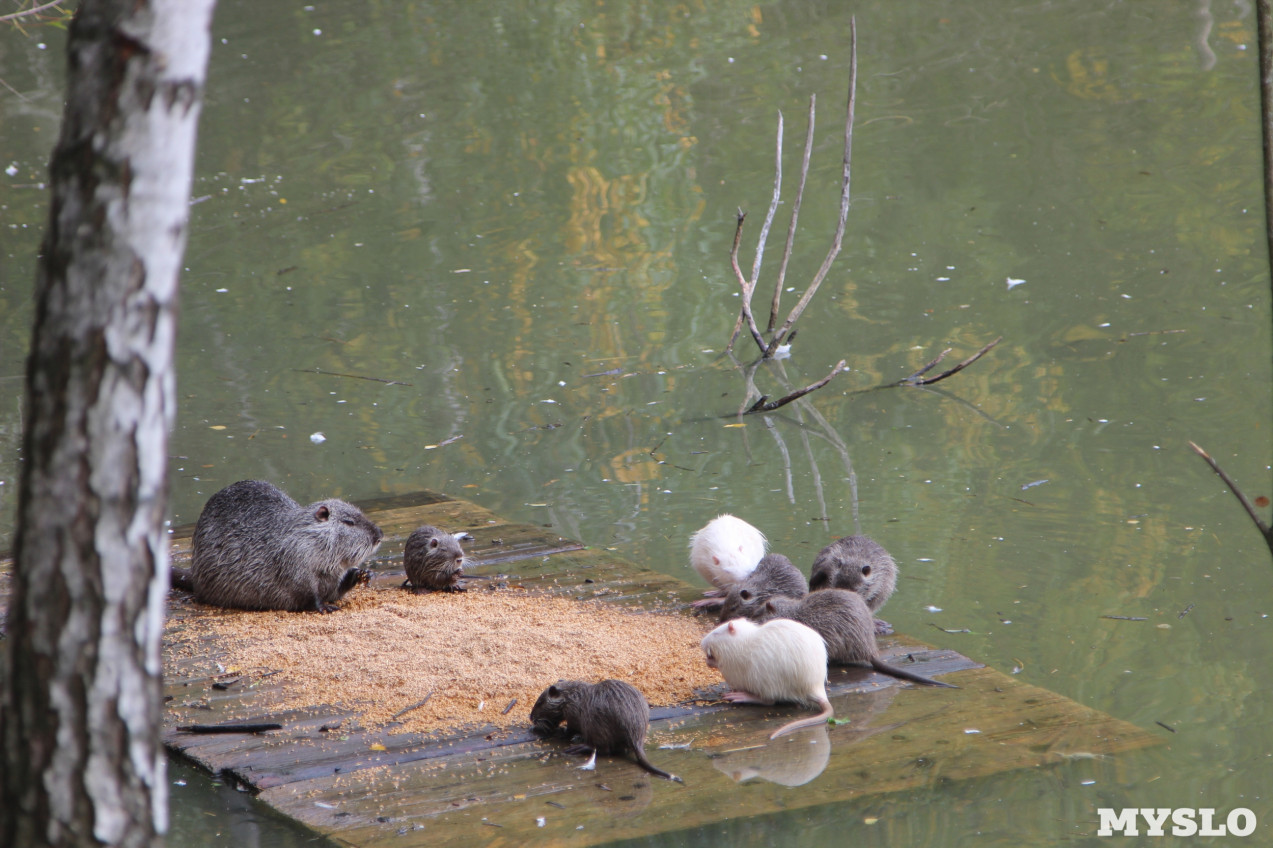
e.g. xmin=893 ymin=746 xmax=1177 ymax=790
xmin=0 ymin=1 xmax=216 ymax=846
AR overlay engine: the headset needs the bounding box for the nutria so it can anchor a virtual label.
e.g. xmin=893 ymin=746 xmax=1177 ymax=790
xmin=402 ymin=525 xmax=465 ymax=592
xmin=688 ymin=514 xmax=766 ymax=608
xmin=185 ymin=480 xmax=382 ymax=613
xmin=760 ymin=590 xmax=955 ymax=688
xmin=808 ymin=535 xmax=897 ymax=632
xmin=717 ymin=553 xmax=809 ymax=622
xmin=700 ymin=617 xmax=833 ymax=740
xmin=530 ymin=679 xmax=682 ymax=783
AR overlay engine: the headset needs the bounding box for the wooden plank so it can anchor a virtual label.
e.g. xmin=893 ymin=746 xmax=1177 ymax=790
xmin=255 ymin=663 xmax=1158 ymax=848
xmin=162 ymin=623 xmax=977 ymax=793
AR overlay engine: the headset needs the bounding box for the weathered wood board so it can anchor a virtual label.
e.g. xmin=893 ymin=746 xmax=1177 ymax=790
xmin=3 ymin=490 xmax=1161 ymax=847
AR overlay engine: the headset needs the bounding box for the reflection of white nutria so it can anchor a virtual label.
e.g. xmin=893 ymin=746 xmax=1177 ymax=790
xmin=713 ymin=724 xmax=831 ymax=786
xmin=701 ymin=618 xmax=833 ymax=739
xmin=688 ymin=514 xmax=766 ymax=608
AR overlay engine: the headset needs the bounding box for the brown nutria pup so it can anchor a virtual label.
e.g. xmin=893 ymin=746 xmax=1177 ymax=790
xmin=530 ymin=679 xmax=682 ymax=783
xmin=718 ymin=553 xmax=809 ymax=623
xmin=701 ymin=618 xmax=833 ymax=740
xmin=808 ymin=535 xmax=897 ymax=633
xmin=760 ymin=590 xmax=955 ymax=688
xmin=186 ymin=480 xmax=382 ymax=613
xmin=402 ymin=525 xmax=465 ymax=592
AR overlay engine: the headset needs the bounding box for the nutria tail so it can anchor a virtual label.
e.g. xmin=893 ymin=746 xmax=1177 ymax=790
xmin=170 ymin=566 xmax=195 ymax=593
xmin=632 ymin=748 xmax=684 ymax=783
xmin=870 ymin=657 xmax=957 ymax=689
xmin=769 ymin=697 xmax=834 ymax=740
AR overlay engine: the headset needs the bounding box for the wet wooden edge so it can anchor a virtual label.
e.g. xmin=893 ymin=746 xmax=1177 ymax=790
xmin=260 ymin=662 xmax=1161 ymax=848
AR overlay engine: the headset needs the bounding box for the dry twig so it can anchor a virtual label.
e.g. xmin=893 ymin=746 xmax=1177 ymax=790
xmin=1189 ymin=441 xmax=1273 ymax=556
xmin=894 ymin=337 xmax=1002 ymax=387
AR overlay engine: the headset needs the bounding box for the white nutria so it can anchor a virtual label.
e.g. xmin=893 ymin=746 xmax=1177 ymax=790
xmin=701 ymin=617 xmax=833 ymax=740
xmin=688 ymin=514 xmax=766 ymax=609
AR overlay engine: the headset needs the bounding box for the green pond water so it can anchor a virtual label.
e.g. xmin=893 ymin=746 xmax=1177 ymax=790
xmin=2 ymin=1 xmax=1272 ymax=845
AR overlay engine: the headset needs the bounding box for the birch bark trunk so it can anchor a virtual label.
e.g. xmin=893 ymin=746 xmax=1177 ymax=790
xmin=1 ymin=1 xmax=215 ymax=845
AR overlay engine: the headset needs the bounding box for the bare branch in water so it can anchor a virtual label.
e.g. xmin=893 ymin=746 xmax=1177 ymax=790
xmin=769 ymin=95 xmax=816 ymax=333
xmin=726 ymin=210 xmax=766 ymax=353
xmin=748 ymin=110 xmax=785 ymax=343
xmin=766 ymin=17 xmax=857 ymax=358
xmin=903 ymin=348 xmax=953 ymax=382
xmin=1189 ymin=441 xmax=1273 ymax=549
xmin=295 ymin=367 xmax=414 ymax=386
xmin=895 ymin=337 xmax=1001 ymax=387
xmin=746 ymin=360 xmax=847 ymax=414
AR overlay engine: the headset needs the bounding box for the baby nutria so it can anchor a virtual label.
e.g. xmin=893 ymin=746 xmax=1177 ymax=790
xmin=688 ymin=514 xmax=767 ymax=609
xmin=717 ymin=553 xmax=809 ymax=623
xmin=402 ymin=525 xmax=465 ymax=592
xmin=808 ymin=535 xmax=897 ymax=632
xmin=701 ymin=618 xmax=833 ymax=740
xmin=760 ymin=590 xmax=956 ymax=688
xmin=187 ymin=480 xmax=383 ymax=613
xmin=530 ymin=679 xmax=682 ymax=783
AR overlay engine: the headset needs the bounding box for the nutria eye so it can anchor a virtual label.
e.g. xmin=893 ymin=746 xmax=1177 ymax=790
xmin=861 ymin=564 xmax=871 ymax=576
xmin=341 ymin=518 xmax=356 ymax=526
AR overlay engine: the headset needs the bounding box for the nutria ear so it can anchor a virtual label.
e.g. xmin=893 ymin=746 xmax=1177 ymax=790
xmin=727 ymin=621 xmax=737 ymax=635
xmin=548 ymin=685 xmax=561 ymax=696
xmin=428 ymin=536 xmax=440 ymax=550
xmin=740 ymin=589 xmax=753 ymax=601
xmin=861 ymin=564 xmax=871 ymax=576
xmin=315 ymin=505 xmax=331 ymax=522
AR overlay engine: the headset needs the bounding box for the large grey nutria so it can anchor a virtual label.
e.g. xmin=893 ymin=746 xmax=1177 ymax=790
xmin=808 ymin=535 xmax=897 ymax=632
xmin=530 ymin=679 xmax=682 ymax=783
xmin=760 ymin=590 xmax=955 ymax=688
xmin=186 ymin=480 xmax=383 ymax=613
xmin=688 ymin=514 xmax=766 ymax=609
xmin=718 ymin=553 xmax=809 ymax=623
xmin=402 ymin=525 xmax=465 ymax=592
xmin=700 ymin=618 xmax=834 ymax=740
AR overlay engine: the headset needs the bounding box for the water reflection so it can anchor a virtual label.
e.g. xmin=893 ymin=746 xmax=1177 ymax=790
xmin=712 ymin=724 xmax=832 ymax=787
xmin=709 ymin=687 xmax=896 ymax=788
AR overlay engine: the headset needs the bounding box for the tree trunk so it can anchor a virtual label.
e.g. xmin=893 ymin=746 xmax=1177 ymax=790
xmin=0 ymin=1 xmax=215 ymax=846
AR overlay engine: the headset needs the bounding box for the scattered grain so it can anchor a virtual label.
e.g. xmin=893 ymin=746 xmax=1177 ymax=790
xmin=165 ymin=587 xmax=718 ymax=734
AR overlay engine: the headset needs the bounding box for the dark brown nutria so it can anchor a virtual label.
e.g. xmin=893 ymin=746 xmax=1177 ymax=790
xmin=185 ymin=480 xmax=382 ymax=613
xmin=718 ymin=553 xmax=809 ymax=623
xmin=760 ymin=590 xmax=955 ymax=688
xmin=530 ymin=679 xmax=682 ymax=783
xmin=807 ymin=535 xmax=897 ymax=633
xmin=402 ymin=525 xmax=465 ymax=592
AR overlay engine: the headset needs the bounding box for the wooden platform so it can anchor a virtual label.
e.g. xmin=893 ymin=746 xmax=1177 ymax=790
xmin=4 ymin=491 xmax=1160 ymax=846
